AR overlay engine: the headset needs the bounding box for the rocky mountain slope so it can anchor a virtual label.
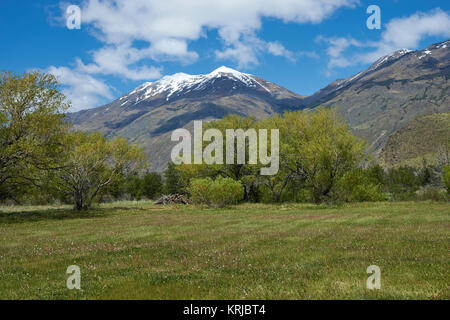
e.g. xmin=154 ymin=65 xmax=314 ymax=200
xmin=381 ymin=112 xmax=450 ymax=167
xmin=69 ymin=40 xmax=450 ymax=171
xmin=304 ymin=40 xmax=450 ymax=156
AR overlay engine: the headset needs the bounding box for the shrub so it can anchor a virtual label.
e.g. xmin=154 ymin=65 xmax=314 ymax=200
xmin=188 ymin=176 xmax=244 ymax=207
xmin=386 ymin=166 xmax=422 ymax=200
xmin=142 ymin=172 xmax=163 ymax=199
xmin=365 ymin=164 xmax=387 ymax=186
xmin=125 ymin=175 xmax=144 ymax=200
xmin=331 ymin=169 xmax=384 ymax=203
xmin=442 ymin=165 xmax=450 ymax=194
xmin=415 ymin=186 xmax=448 ymax=202
xmin=164 ymin=162 xmax=184 ymax=195
xmin=187 ymin=177 xmax=212 ymax=205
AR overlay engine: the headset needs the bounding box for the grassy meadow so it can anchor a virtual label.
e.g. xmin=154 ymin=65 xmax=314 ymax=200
xmin=0 ymin=201 xmax=448 ymax=299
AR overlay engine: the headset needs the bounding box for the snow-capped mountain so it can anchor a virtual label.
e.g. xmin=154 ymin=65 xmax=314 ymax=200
xmin=69 ymin=66 xmax=305 ymax=171
xmin=120 ymin=66 xmax=273 ymax=105
xmin=304 ymin=39 xmax=450 ymax=156
xmin=303 ymin=48 xmax=414 ymax=103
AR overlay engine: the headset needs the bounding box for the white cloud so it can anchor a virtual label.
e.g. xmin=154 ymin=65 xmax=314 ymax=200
xmin=267 ymin=42 xmax=295 ymax=60
xmin=50 ymin=0 xmax=357 ymax=110
xmin=75 ymin=45 xmax=163 ymax=80
xmin=316 ymin=36 xmax=363 ymax=68
xmin=360 ymin=8 xmax=450 ymax=63
xmin=215 ymin=35 xmax=296 ymax=68
xmin=215 ymin=42 xmax=261 ymax=69
xmin=46 ymin=66 xmax=114 ymax=111
xmin=320 ymin=9 xmax=450 ymax=71
xmin=78 ymin=0 xmax=358 ymax=68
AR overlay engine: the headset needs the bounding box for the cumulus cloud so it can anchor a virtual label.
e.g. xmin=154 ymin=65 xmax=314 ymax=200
xmin=46 ymin=66 xmax=114 ymax=111
xmin=51 ymin=0 xmax=358 ymax=110
xmin=77 ymin=0 xmax=358 ymax=68
xmin=215 ymin=35 xmax=296 ymax=68
xmin=267 ymin=42 xmax=295 ymax=60
xmin=360 ymin=8 xmax=450 ymax=63
xmin=75 ymin=45 xmax=163 ymax=80
xmin=320 ymin=9 xmax=450 ymax=71
xmin=316 ymin=36 xmax=364 ymax=68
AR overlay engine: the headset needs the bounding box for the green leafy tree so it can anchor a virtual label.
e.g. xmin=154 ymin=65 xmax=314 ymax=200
xmin=0 ymin=71 xmax=69 ymax=198
xmin=142 ymin=172 xmax=163 ymax=199
xmin=124 ymin=175 xmax=144 ymax=200
xmin=331 ymin=168 xmax=384 ymax=203
xmin=50 ymin=132 xmax=147 ymax=210
xmin=271 ymin=108 xmax=366 ymax=203
xmin=386 ymin=166 xmax=421 ymax=200
xmin=176 ymin=115 xmax=261 ymax=200
xmin=365 ymin=164 xmax=387 ymax=186
xmin=164 ymin=161 xmax=183 ymax=194
xmin=176 ymin=109 xmax=365 ymax=204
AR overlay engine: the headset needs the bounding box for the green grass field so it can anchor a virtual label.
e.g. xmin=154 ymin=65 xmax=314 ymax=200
xmin=0 ymin=201 xmax=448 ymax=299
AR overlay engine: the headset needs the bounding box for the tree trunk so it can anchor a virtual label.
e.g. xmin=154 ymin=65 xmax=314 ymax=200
xmin=74 ymin=191 xmax=83 ymax=210
xmin=272 ymin=192 xmax=281 ymax=203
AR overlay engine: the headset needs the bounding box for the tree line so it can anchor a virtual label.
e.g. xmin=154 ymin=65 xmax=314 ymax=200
xmin=170 ymin=112 xmax=450 ymax=206
xmin=0 ymin=71 xmax=163 ymax=209
xmin=1 ymin=71 xmax=449 ymax=209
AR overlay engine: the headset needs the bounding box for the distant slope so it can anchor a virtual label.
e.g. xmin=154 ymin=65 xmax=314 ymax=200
xmin=381 ymin=112 xmax=450 ymax=167
xmin=305 ymin=40 xmax=450 ymax=156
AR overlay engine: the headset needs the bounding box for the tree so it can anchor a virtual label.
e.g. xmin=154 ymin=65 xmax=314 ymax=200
xmin=0 ymin=71 xmax=69 ymax=198
xmin=268 ymin=108 xmax=366 ymax=203
xmin=331 ymin=168 xmax=384 ymax=203
xmin=50 ymin=132 xmax=147 ymax=210
xmin=386 ymin=166 xmax=421 ymax=199
xmin=164 ymin=161 xmax=183 ymax=194
xmin=124 ymin=174 xmax=144 ymax=200
xmin=174 ymin=109 xmax=366 ymax=204
xmin=175 ymin=115 xmax=261 ymax=200
xmin=142 ymin=172 xmax=163 ymax=199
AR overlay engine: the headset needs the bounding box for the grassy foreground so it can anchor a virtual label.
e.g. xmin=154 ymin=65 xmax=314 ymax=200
xmin=0 ymin=201 xmax=448 ymax=299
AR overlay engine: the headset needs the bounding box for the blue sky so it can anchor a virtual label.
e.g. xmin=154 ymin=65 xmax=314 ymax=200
xmin=0 ymin=0 xmax=449 ymax=111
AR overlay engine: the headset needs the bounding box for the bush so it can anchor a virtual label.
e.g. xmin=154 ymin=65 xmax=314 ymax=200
xmin=415 ymin=186 xmax=449 ymax=202
xmin=365 ymin=165 xmax=387 ymax=186
xmin=125 ymin=175 xmax=144 ymax=200
xmin=442 ymin=165 xmax=450 ymax=194
xmin=142 ymin=172 xmax=163 ymax=199
xmin=187 ymin=177 xmax=212 ymax=205
xmin=188 ymin=176 xmax=244 ymax=207
xmin=331 ymin=169 xmax=384 ymax=203
xmin=164 ymin=162 xmax=184 ymax=194
xmin=386 ymin=166 xmax=422 ymax=200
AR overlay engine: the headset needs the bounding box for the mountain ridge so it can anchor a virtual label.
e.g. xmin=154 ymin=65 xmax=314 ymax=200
xmin=303 ymin=39 xmax=450 ymax=156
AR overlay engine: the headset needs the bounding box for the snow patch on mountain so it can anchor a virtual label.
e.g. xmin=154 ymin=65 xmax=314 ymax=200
xmin=371 ymin=48 xmax=412 ymax=71
xmin=120 ymin=66 xmax=271 ymax=105
xmin=436 ymin=40 xmax=449 ymax=49
xmin=418 ymin=49 xmax=432 ymax=60
xmin=315 ymin=48 xmax=414 ymax=95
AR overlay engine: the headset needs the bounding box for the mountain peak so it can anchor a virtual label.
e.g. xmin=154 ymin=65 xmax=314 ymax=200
xmin=118 ymin=66 xmax=265 ymax=104
xmin=210 ymin=66 xmax=244 ymax=76
xmin=394 ymin=48 xmax=412 ymax=55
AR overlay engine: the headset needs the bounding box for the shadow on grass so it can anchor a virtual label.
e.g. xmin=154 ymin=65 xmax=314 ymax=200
xmin=0 ymin=207 xmax=119 ymax=225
